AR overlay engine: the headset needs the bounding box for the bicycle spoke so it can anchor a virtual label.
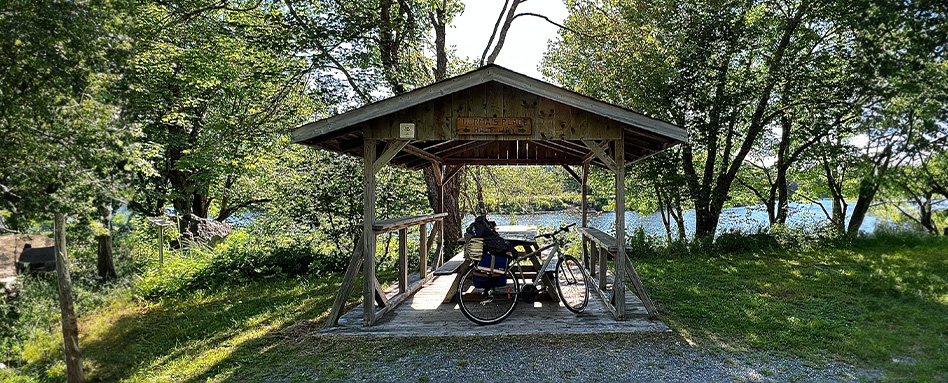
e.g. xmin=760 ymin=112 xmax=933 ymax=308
xmin=556 ymin=255 xmax=589 ymax=313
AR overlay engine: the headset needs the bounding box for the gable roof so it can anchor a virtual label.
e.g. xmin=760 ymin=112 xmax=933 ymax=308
xmin=293 ymin=64 xmax=686 ymax=144
xmin=292 ymin=65 xmax=687 ymax=169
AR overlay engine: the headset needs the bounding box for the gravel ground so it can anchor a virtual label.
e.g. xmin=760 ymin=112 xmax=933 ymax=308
xmin=271 ymin=333 xmax=883 ymax=382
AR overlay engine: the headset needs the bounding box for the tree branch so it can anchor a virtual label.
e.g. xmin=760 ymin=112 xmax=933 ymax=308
xmin=514 ymin=12 xmax=603 ymax=39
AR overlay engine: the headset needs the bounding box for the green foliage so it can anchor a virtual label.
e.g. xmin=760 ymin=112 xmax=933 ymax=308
xmin=0 ymin=239 xmax=141 ymax=374
xmin=462 ymin=166 xmax=585 ymax=214
xmin=544 ymin=0 xmax=948 ymax=237
xmin=135 ymin=227 xmax=332 ymax=299
xmin=125 ymin=1 xmax=319 ymax=219
xmin=0 ymin=0 xmax=142 ymax=225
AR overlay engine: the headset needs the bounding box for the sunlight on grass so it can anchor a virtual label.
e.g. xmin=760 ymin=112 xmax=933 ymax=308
xmin=634 ymin=236 xmax=948 ymax=382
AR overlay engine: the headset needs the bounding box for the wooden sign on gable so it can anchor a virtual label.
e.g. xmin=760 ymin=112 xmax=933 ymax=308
xmin=456 ymin=117 xmax=532 ymax=135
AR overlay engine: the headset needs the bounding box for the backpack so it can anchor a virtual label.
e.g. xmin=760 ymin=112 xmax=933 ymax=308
xmin=466 ymin=215 xmax=512 ymax=288
xmin=465 ymin=215 xmax=512 ymax=256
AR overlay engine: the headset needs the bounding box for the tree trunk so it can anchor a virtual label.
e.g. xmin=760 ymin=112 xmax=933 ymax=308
xmin=671 ymin=194 xmax=687 ymax=240
xmin=655 ymin=183 xmax=673 ymax=242
xmin=96 ymin=234 xmax=117 ymax=281
xmin=774 ymin=114 xmax=792 ymax=224
xmin=96 ymin=204 xmax=117 ymax=281
xmin=919 ymin=193 xmax=938 ymax=235
xmin=693 ymin=202 xmax=721 ymax=238
xmin=848 ymin=146 xmax=894 ymax=235
xmin=483 ymin=0 xmax=523 ymax=65
xmin=429 ymin=2 xmax=447 ymax=81
xmin=424 ymin=2 xmax=461 ymax=256
xmin=54 ymin=213 xmax=85 ymax=383
xmin=847 ymin=178 xmax=877 ymax=235
xmin=423 ymin=167 xmax=462 ymax=256
xmin=474 ymin=166 xmax=486 ymax=214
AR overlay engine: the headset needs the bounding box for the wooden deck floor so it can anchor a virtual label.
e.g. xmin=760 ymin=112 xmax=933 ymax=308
xmin=320 ymin=272 xmax=669 ymax=337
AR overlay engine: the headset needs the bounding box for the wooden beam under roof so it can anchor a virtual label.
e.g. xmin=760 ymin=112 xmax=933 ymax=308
xmin=442 ymin=158 xmax=585 ymax=166
xmin=404 ymin=144 xmax=443 ymax=162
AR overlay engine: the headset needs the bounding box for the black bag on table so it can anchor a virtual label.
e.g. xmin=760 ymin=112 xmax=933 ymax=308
xmin=466 ymin=215 xmax=516 ymax=288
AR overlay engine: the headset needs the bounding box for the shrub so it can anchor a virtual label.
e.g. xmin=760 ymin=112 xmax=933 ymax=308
xmin=713 ymin=229 xmax=780 ymax=254
xmin=134 ymin=225 xmax=351 ymax=299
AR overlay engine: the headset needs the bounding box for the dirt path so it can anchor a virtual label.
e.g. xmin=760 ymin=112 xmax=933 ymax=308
xmin=265 ymin=332 xmax=882 ymax=382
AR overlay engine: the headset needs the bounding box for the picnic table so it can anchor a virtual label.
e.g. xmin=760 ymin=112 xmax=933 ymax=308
xmin=442 ymin=225 xmax=561 ymax=303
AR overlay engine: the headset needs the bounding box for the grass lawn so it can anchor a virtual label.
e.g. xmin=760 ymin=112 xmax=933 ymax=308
xmin=3 ymin=235 xmax=946 ymax=382
xmin=633 ymin=235 xmax=948 ymax=381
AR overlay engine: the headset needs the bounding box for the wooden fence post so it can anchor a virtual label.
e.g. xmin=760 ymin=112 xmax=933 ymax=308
xmin=54 ymin=213 xmax=84 ymax=383
xmin=419 ymin=223 xmax=428 ymax=278
xmin=398 ymin=228 xmax=407 ymax=293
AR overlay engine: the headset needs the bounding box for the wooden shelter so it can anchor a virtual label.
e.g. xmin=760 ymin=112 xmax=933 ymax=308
xmin=292 ymin=65 xmax=687 ymax=327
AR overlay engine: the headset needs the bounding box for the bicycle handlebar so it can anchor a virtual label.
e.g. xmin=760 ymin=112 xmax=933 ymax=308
xmin=535 ymin=223 xmax=576 ymax=239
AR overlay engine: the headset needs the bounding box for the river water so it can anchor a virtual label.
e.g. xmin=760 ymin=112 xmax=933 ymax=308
xmin=464 ymin=199 xmax=948 ymax=240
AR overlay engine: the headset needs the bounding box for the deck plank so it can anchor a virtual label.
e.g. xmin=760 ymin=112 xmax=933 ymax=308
xmin=323 ymin=272 xmax=668 ymax=337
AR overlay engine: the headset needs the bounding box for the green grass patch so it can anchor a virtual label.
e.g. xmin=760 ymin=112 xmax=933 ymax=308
xmin=11 ymin=274 xmax=355 ymax=382
xmin=633 ymin=234 xmax=948 ymax=381
xmin=5 ymin=230 xmax=946 ymax=382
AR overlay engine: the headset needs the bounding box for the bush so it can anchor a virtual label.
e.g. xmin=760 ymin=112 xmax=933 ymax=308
xmin=134 ymin=225 xmax=351 ymax=299
xmin=713 ymin=230 xmax=780 ymax=254
xmin=624 ymin=220 xmax=858 ymax=258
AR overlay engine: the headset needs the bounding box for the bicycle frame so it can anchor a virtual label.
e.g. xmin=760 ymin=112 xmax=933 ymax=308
xmin=508 ymin=235 xmax=562 ymax=289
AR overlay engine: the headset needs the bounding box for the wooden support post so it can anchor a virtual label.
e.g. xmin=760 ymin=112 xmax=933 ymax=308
xmin=436 ymin=165 xmax=445 ymax=268
xmin=614 ymin=136 xmax=627 ymax=320
xmin=363 ymin=139 xmax=378 ymax=326
xmin=581 ymin=161 xmax=589 ymax=268
xmin=327 ymin=237 xmax=364 ymax=327
xmin=373 ymin=140 xmax=409 ymax=174
xmin=561 ymin=164 xmax=582 ymax=183
xmin=158 ymin=225 xmax=164 ymax=267
xmin=624 ymin=257 xmax=660 ymax=320
xmin=398 ymin=228 xmax=407 ymax=293
xmin=597 ymin=244 xmax=607 ymax=290
xmin=373 ymin=278 xmax=388 ymax=307
xmin=435 ymin=221 xmax=444 ymax=267
xmin=588 ymin=241 xmax=597 ymax=277
xmin=419 ymin=223 xmax=428 ymax=278
xmin=54 ymin=213 xmax=85 ymax=383
xmin=583 ymin=140 xmax=618 ymax=172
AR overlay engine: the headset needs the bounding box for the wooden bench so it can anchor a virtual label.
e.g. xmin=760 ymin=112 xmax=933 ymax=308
xmin=578 ymin=227 xmax=633 ymax=254
xmin=578 ymin=227 xmax=659 ymax=320
xmin=434 ymin=251 xmax=466 ymax=276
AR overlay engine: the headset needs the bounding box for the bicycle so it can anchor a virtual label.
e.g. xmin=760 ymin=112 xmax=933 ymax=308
xmin=457 ymin=223 xmax=591 ymax=325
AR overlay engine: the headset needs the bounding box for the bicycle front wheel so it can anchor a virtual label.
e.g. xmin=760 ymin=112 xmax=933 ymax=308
xmin=555 ymin=255 xmax=590 ymax=313
xmin=457 ymin=265 xmax=519 ymax=325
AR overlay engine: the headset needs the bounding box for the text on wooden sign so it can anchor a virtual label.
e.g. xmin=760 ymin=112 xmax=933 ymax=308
xmin=456 ymin=117 xmax=532 ymax=135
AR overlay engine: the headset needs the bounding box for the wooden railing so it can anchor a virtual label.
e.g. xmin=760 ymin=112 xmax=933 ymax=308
xmin=579 ymin=227 xmax=659 ymax=320
xmin=373 ymin=213 xmax=448 ymax=287
xmin=327 ymin=212 xmax=447 ymax=327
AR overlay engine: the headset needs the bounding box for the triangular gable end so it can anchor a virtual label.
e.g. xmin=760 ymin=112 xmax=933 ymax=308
xmin=292 ymin=65 xmax=687 ymax=169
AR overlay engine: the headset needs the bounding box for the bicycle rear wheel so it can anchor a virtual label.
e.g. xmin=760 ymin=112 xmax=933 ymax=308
xmin=555 ymin=255 xmax=590 ymax=313
xmin=457 ymin=265 xmax=519 ymax=325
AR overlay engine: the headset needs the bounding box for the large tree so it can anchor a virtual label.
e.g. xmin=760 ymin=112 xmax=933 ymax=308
xmin=0 ymin=0 xmax=141 ymax=279
xmin=544 ymin=0 xmax=947 ymax=238
xmin=124 ymin=1 xmax=314 ymax=224
xmin=284 ymin=0 xmax=469 ymax=251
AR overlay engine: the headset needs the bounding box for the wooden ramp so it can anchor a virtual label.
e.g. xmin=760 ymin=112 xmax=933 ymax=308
xmin=320 ymin=274 xmax=669 ymax=337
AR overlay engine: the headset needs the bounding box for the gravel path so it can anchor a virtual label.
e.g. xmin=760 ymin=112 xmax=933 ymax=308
xmin=272 ymin=333 xmax=883 ymax=382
